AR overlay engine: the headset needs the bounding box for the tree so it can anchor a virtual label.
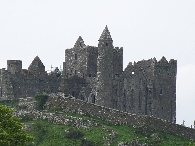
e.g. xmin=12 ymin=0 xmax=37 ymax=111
xmin=0 ymin=104 xmax=33 ymax=146
xmin=34 ymin=94 xmax=49 ymax=110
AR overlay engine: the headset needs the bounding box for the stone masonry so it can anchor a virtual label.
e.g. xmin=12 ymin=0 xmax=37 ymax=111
xmin=61 ymin=25 xmax=177 ymax=123
xmin=0 ymin=56 xmax=61 ymax=99
xmin=0 ymin=26 xmax=177 ymax=123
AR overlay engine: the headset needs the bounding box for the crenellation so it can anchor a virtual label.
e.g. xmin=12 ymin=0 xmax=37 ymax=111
xmin=0 ymin=26 xmax=177 ymax=124
xmin=0 ymin=57 xmax=61 ymax=99
xmin=61 ymin=26 xmax=176 ymax=123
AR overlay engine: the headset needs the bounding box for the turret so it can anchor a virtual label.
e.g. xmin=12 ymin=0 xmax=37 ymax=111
xmin=96 ymin=26 xmax=114 ymax=108
xmin=7 ymin=60 xmax=22 ymax=74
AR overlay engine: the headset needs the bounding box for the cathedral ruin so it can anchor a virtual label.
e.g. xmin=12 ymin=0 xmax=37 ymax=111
xmin=0 ymin=26 xmax=177 ymax=123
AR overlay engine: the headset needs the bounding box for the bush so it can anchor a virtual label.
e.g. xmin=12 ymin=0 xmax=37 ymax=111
xmin=0 ymin=105 xmax=33 ymax=145
xmin=65 ymin=128 xmax=84 ymax=139
xmin=34 ymin=94 xmax=49 ymax=110
xmin=81 ymin=139 xmax=95 ymax=146
xmin=33 ymin=120 xmax=48 ymax=145
xmin=20 ymin=115 xmax=33 ymax=122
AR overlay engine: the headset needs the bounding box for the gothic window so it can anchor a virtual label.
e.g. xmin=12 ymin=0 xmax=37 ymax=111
xmin=75 ymin=70 xmax=77 ymax=75
xmin=89 ymin=74 xmax=91 ymax=77
xmin=106 ymin=43 xmax=108 ymax=46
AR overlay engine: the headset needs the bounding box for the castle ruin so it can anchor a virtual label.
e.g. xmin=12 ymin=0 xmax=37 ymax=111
xmin=0 ymin=26 xmax=177 ymax=123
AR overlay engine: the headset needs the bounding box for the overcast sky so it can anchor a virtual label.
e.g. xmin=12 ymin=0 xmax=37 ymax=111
xmin=0 ymin=0 xmax=195 ymax=127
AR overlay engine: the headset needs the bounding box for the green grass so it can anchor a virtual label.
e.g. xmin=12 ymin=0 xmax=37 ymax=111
xmin=1 ymin=99 xmax=195 ymax=146
xmin=24 ymin=117 xmax=195 ymax=146
xmin=26 ymin=120 xmax=107 ymax=146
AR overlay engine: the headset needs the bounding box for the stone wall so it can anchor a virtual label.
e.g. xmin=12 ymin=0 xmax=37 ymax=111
xmin=122 ymin=57 xmax=176 ymax=123
xmin=0 ymin=57 xmax=61 ymax=99
xmin=61 ymin=26 xmax=177 ymax=124
xmin=45 ymin=95 xmax=195 ymax=141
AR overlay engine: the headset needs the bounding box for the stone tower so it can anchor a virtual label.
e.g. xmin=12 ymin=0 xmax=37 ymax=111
xmin=61 ymin=26 xmax=176 ymax=123
xmin=61 ymin=36 xmax=98 ymax=98
xmin=96 ymin=26 xmax=123 ymax=108
xmin=7 ymin=60 xmax=22 ymax=74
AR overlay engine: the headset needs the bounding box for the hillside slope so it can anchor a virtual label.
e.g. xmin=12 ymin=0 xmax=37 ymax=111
xmin=1 ymin=96 xmax=195 ymax=146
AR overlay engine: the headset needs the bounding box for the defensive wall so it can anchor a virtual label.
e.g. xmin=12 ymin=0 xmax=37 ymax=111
xmin=45 ymin=94 xmax=195 ymax=141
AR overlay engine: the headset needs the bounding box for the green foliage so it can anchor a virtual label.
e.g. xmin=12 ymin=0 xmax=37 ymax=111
xmin=26 ymin=117 xmax=195 ymax=146
xmin=20 ymin=115 xmax=33 ymax=122
xmin=0 ymin=99 xmax=19 ymax=108
xmin=32 ymin=120 xmax=48 ymax=145
xmin=80 ymin=139 xmax=95 ymax=146
xmin=34 ymin=94 xmax=49 ymax=110
xmin=0 ymin=104 xmax=33 ymax=146
xmin=65 ymin=128 xmax=84 ymax=139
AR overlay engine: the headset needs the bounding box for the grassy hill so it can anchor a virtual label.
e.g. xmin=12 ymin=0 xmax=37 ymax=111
xmin=1 ymin=99 xmax=195 ymax=146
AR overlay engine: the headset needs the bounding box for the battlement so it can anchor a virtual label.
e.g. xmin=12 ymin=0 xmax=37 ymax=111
xmin=7 ymin=60 xmax=22 ymax=74
xmin=0 ymin=26 xmax=177 ymax=125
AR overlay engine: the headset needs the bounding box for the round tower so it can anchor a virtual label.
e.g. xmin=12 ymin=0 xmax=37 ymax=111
xmin=96 ymin=26 xmax=114 ymax=108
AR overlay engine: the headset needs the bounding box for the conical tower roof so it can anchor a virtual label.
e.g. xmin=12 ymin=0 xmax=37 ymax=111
xmin=99 ymin=25 xmax=112 ymax=41
xmin=74 ymin=36 xmax=86 ymax=48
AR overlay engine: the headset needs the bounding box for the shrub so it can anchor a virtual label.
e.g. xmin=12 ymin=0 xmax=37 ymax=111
xmin=34 ymin=94 xmax=49 ymax=110
xmin=65 ymin=128 xmax=84 ymax=139
xmin=33 ymin=120 xmax=48 ymax=145
xmin=81 ymin=139 xmax=95 ymax=146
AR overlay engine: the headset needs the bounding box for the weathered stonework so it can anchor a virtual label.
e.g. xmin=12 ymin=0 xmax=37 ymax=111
xmin=0 ymin=56 xmax=61 ymax=99
xmin=45 ymin=95 xmax=194 ymax=141
xmin=0 ymin=26 xmax=177 ymax=124
xmin=61 ymin=26 xmax=177 ymax=123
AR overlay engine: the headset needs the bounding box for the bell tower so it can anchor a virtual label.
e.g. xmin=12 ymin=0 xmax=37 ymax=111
xmin=96 ymin=26 xmax=114 ymax=108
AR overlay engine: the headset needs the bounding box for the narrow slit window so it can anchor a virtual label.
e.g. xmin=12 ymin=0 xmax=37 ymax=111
xmin=160 ymin=89 xmax=163 ymax=95
xmin=75 ymin=54 xmax=77 ymax=60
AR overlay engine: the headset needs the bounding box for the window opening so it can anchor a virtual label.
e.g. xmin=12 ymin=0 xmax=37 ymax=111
xmin=75 ymin=54 xmax=77 ymax=60
xmin=92 ymin=95 xmax=95 ymax=104
xmin=160 ymin=89 xmax=163 ymax=95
